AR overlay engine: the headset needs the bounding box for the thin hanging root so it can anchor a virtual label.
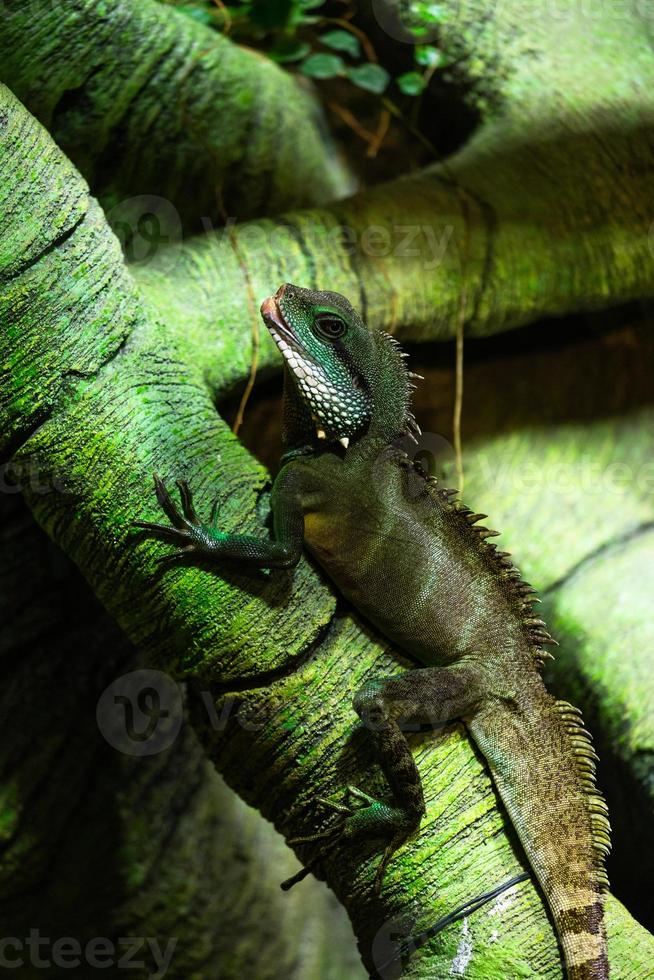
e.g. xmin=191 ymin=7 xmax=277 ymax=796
xmin=327 ymin=101 xmax=377 ymax=149
xmin=453 ymin=293 xmax=466 ymax=492
xmin=214 ymin=185 xmax=260 ymax=435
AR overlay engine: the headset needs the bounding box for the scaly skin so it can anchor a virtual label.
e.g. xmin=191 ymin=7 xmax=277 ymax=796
xmin=136 ymin=284 xmax=611 ymax=979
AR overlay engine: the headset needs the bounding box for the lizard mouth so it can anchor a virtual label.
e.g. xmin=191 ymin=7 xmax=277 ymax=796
xmin=260 ymin=285 xmax=296 ymax=348
xmin=260 ymin=285 xmax=352 ymax=447
xmin=260 ymin=284 xmax=322 ymax=375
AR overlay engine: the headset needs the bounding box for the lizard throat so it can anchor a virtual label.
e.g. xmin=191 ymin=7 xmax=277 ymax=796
xmin=270 ymin=325 xmax=366 ymax=444
xmin=261 ymin=291 xmax=369 ymax=446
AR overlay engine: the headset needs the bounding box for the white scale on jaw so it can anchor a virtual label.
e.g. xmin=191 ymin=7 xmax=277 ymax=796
xmin=270 ymin=328 xmax=351 ymax=449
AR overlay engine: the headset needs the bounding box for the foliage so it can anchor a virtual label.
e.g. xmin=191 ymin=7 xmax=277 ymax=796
xmin=167 ymin=0 xmax=446 ymax=117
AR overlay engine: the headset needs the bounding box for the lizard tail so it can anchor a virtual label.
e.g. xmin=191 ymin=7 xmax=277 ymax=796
xmin=468 ymin=676 xmax=610 ymax=979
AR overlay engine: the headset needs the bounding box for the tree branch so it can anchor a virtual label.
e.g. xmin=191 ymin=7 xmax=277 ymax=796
xmin=0 ymin=497 xmax=362 ymax=978
xmin=0 ymin=0 xmax=351 ymax=231
xmin=2 ymin=81 xmax=653 ymax=978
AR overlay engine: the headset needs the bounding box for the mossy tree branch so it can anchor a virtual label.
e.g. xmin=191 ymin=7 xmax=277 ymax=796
xmin=2 ymin=75 xmax=653 ymax=980
xmin=0 ymin=493 xmax=363 ymax=980
xmin=129 ymin=0 xmax=654 ymax=365
xmin=0 ymin=0 xmax=351 ymax=232
xmin=3 ymin=0 xmax=653 ymax=363
xmin=3 ymin=0 xmax=654 ymax=973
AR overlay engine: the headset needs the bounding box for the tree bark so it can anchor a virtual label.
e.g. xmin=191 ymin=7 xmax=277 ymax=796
xmin=0 ymin=0 xmax=352 ymax=233
xmin=2 ymin=77 xmax=653 ymax=979
xmin=0 ymin=493 xmax=363 ymax=980
xmin=128 ymin=0 xmax=654 ymax=364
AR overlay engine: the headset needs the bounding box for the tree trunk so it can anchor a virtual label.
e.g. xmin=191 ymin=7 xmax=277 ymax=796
xmin=2 ymin=68 xmax=653 ymax=976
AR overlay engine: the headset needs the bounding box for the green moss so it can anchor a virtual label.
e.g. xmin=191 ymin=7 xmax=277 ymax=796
xmin=3 ymin=0 xmax=654 ymax=972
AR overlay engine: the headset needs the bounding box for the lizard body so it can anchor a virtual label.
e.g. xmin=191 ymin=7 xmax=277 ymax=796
xmin=136 ymin=284 xmax=611 ymax=979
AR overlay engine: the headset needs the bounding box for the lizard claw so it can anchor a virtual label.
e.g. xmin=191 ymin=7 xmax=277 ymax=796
xmin=345 ymin=785 xmax=379 ymax=807
xmin=315 ymin=785 xmax=379 ymax=814
xmin=175 ymin=477 xmax=200 ymax=525
xmin=287 ymin=820 xmax=347 ymax=845
xmin=315 ymin=795 xmax=351 ymax=814
xmin=286 ymin=785 xmax=418 ymax=894
xmin=133 ymin=474 xmax=216 ymax=558
xmin=374 ymin=834 xmax=408 ymax=895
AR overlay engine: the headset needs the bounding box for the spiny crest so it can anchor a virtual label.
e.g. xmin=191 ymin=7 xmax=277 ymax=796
xmin=413 ymin=472 xmax=558 ymax=668
xmin=378 ymin=330 xmax=422 ymax=441
xmin=555 ymin=700 xmax=611 ymax=891
xmin=429 ymin=473 xmax=612 ymax=885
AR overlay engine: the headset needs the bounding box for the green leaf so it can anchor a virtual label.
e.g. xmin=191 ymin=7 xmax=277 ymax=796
xmin=268 ymin=38 xmax=311 ymax=62
xmin=300 ymin=52 xmax=345 ymax=79
xmin=346 ymin=63 xmax=390 ymax=95
xmin=415 ymin=44 xmax=441 ymax=67
xmin=289 ymin=0 xmax=322 ymax=28
xmin=319 ymin=29 xmax=361 ymax=59
xmin=396 ymin=70 xmax=425 ymax=96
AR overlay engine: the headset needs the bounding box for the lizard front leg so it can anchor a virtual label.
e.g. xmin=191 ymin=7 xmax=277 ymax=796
xmin=134 ymin=472 xmax=304 ymax=568
xmin=295 ymin=662 xmax=488 ymax=893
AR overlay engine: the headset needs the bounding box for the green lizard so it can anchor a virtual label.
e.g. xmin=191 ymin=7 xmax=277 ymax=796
xmin=136 ymin=283 xmax=611 ymax=979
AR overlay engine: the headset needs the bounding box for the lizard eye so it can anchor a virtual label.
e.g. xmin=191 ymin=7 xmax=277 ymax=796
xmin=313 ymin=312 xmax=347 ymax=341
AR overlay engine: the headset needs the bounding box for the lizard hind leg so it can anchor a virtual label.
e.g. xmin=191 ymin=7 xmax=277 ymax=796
xmin=344 ymin=683 xmax=426 ymax=894
xmin=285 ymin=664 xmax=487 ymax=895
xmin=286 ymin=783 xmax=416 ymax=894
xmin=343 ymin=665 xmax=488 ymax=892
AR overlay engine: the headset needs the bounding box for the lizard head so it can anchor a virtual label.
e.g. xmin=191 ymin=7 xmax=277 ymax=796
xmin=261 ymin=283 xmax=416 ymax=451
